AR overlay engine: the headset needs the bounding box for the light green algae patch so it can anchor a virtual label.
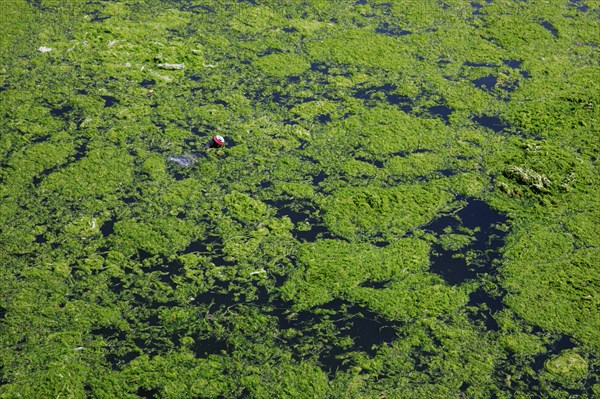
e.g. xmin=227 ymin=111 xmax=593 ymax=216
xmin=323 ymin=184 xmax=452 ymax=240
xmin=281 ymin=238 xmax=430 ymax=310
xmin=254 ymin=53 xmax=311 ymax=77
xmin=545 ymin=351 xmax=588 ymax=380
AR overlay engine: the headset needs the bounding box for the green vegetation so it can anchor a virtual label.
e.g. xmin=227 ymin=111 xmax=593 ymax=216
xmin=0 ymin=0 xmax=598 ymax=398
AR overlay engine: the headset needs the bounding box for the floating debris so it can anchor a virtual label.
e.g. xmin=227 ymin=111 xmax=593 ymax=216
xmin=38 ymin=46 xmax=52 ymax=53
xmin=506 ymin=166 xmax=551 ymax=191
xmin=157 ymin=63 xmax=185 ymax=70
xmin=167 ymin=155 xmax=196 ymax=167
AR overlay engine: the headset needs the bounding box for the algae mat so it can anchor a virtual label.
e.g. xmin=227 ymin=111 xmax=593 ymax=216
xmin=0 ymin=0 xmax=598 ymax=398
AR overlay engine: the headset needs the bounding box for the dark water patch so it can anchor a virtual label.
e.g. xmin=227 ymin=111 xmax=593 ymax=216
xmin=296 ymin=138 xmax=310 ymax=150
xmin=520 ymin=70 xmax=532 ymax=79
xmin=569 ymin=0 xmax=589 ymax=13
xmin=540 ymin=21 xmax=558 ymax=38
xmin=532 ymin=335 xmax=577 ymax=371
xmin=283 ymin=27 xmax=297 ymax=33
xmin=386 ymin=148 xmax=431 ymax=159
xmin=455 ymin=155 xmax=474 ymax=161
xmin=140 ymin=79 xmax=156 ymax=87
xmin=437 ymin=169 xmax=456 ymax=177
xmin=425 ymin=199 xmax=508 ymax=285
xmin=359 ymin=279 xmax=391 ymax=289
xmin=90 ymin=13 xmax=111 ymax=23
xmin=468 ymin=289 xmax=504 ymax=330
xmin=386 ymin=93 xmax=412 ymax=111
xmin=318 ymin=114 xmax=332 ymax=124
xmin=35 ymin=234 xmax=47 ymax=244
xmin=32 ymin=142 xmax=88 ymax=185
xmin=354 ymin=84 xmax=396 ymax=101
xmin=271 ymin=298 xmax=401 ymax=374
xmin=109 ymin=277 xmax=123 ymax=294
xmin=50 ymin=105 xmax=74 ymax=117
xmin=470 ymin=2 xmax=483 ymax=15
xmin=100 ymin=218 xmax=116 ymax=238
xmin=182 ymin=236 xmax=219 ymax=255
xmin=73 ymin=142 xmax=88 ymax=161
xmin=266 ymin=200 xmax=330 ymax=242
xmin=194 ymin=280 xmax=239 ymax=309
xmin=376 ymin=23 xmax=411 ymax=36
xmin=91 ymin=327 xmax=138 ymax=368
xmin=355 ymin=156 xmax=384 ymax=169
xmin=183 ymin=236 xmax=236 ymax=268
xmin=313 ymin=171 xmax=328 ymax=185
xmin=137 ymin=250 xmax=154 ymax=263
xmin=146 ymin=257 xmax=184 ymax=288
xmin=105 ymin=350 xmax=138 ymax=370
xmin=101 ymin=95 xmax=119 ymax=108
xmin=91 ymin=327 xmax=127 ymax=342
xmin=137 ymin=388 xmax=158 ymax=399
xmin=311 ymin=62 xmax=330 ymax=74
xmin=471 ymin=75 xmax=497 ymax=91
xmin=428 ymin=105 xmax=453 ymax=123
xmin=32 ymin=135 xmax=51 ymax=143
xmin=473 ymin=115 xmax=506 ymax=133
xmin=354 ymin=84 xmax=414 ymax=111
xmin=465 ymin=61 xmax=495 ymax=67
xmin=372 ymin=239 xmax=390 ymax=248
xmin=503 ymin=59 xmax=522 ymax=69
xmin=191 ymin=336 xmax=228 ymax=357
xmin=122 ymin=196 xmax=136 ymax=204
xmin=0 ymin=85 xmax=8 ymax=93
xmin=437 ymin=58 xmax=451 ymax=66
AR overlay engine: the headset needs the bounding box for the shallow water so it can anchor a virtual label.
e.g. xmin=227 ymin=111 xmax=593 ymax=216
xmin=471 ymin=75 xmax=497 ymax=92
xmin=540 ymin=21 xmax=558 ymax=38
xmin=473 ymin=115 xmax=506 ymax=133
xmin=426 ymin=199 xmax=508 ymax=285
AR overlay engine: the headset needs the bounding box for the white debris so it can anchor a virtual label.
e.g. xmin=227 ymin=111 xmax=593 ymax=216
xmin=38 ymin=46 xmax=52 ymax=53
xmin=74 ymin=347 xmax=84 ymax=351
xmin=80 ymin=117 xmax=93 ymax=128
xmin=108 ymin=40 xmax=117 ymax=48
xmin=203 ymin=63 xmax=216 ymax=68
xmin=249 ymin=268 xmax=266 ymax=276
xmin=150 ymin=70 xmax=173 ymax=82
xmin=157 ymin=63 xmax=185 ymax=70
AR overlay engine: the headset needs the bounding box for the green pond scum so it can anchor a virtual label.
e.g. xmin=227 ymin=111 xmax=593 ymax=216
xmin=0 ymin=0 xmax=598 ymax=398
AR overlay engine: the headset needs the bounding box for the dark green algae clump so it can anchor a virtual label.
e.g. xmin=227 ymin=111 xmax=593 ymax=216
xmin=0 ymin=0 xmax=599 ymax=398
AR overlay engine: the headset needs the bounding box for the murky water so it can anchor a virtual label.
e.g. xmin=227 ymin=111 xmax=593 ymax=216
xmin=471 ymin=75 xmax=497 ymax=92
xmin=540 ymin=21 xmax=558 ymax=38
xmin=101 ymin=95 xmax=119 ymax=108
xmin=473 ymin=115 xmax=506 ymax=133
xmin=468 ymin=289 xmax=504 ymax=330
xmin=270 ymin=298 xmax=402 ymax=373
xmin=426 ymin=199 xmax=508 ymax=285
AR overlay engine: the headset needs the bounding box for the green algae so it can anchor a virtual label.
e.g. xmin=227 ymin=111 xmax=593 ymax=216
xmin=0 ymin=0 xmax=599 ymax=398
xmin=545 ymin=351 xmax=588 ymax=380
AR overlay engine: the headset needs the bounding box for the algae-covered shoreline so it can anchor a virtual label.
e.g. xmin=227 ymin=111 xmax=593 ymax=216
xmin=1 ymin=0 xmax=598 ymax=398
